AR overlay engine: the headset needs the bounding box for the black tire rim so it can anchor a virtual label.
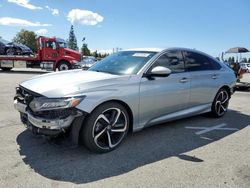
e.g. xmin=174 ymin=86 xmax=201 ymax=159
xmin=92 ymin=108 xmax=128 ymax=150
xmin=215 ymin=90 xmax=229 ymax=116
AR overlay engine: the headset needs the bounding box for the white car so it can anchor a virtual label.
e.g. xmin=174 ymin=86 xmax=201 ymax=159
xmin=14 ymin=48 xmax=236 ymax=153
xmin=73 ymin=56 xmax=98 ymax=70
xmin=240 ymin=63 xmax=250 ymax=72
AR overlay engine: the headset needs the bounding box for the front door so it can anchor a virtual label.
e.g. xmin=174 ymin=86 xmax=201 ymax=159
xmin=43 ymin=40 xmax=58 ymax=61
xmin=139 ymin=50 xmax=190 ymax=127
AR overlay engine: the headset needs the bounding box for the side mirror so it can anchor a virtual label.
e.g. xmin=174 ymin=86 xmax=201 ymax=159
xmin=143 ymin=66 xmax=172 ymax=79
xmin=149 ymin=66 xmax=172 ymax=77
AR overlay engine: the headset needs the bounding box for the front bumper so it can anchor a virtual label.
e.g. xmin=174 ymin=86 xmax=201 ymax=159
xmin=14 ymin=99 xmax=82 ymax=135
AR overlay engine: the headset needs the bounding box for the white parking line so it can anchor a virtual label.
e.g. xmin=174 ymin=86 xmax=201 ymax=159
xmin=185 ymin=123 xmax=239 ymax=135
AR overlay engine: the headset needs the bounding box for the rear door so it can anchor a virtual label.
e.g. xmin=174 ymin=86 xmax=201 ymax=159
xmin=183 ymin=51 xmax=222 ymax=107
xmin=139 ymin=50 xmax=190 ymax=126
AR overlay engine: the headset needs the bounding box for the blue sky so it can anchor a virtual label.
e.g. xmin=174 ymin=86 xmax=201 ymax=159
xmin=0 ymin=0 xmax=250 ymax=57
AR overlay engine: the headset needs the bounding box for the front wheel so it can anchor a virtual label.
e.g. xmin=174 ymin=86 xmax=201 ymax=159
xmin=81 ymin=102 xmax=130 ymax=153
xmin=58 ymin=61 xmax=71 ymax=71
xmin=210 ymin=88 xmax=230 ymax=118
xmin=6 ymin=48 xmax=16 ymax=55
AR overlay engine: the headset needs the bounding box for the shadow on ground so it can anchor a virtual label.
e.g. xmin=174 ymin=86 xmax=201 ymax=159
xmin=17 ymin=110 xmax=250 ymax=184
xmin=235 ymin=87 xmax=250 ymax=92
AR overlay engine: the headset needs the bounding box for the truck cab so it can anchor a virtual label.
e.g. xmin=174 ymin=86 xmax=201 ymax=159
xmin=39 ymin=36 xmax=81 ymax=71
xmin=0 ymin=36 xmax=81 ymax=71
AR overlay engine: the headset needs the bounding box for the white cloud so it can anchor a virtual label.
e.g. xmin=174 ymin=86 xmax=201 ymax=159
xmin=7 ymin=0 xmax=42 ymax=10
xmin=35 ymin=29 xmax=48 ymax=35
xmin=67 ymin=9 xmax=104 ymax=26
xmin=45 ymin=5 xmax=59 ymax=16
xmin=0 ymin=17 xmax=51 ymax=27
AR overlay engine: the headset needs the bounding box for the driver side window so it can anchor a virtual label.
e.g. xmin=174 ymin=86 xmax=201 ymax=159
xmin=45 ymin=41 xmax=56 ymax=49
xmin=151 ymin=51 xmax=185 ymax=73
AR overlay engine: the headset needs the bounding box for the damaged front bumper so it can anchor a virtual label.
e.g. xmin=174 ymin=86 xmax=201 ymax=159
xmin=14 ymin=99 xmax=83 ymax=136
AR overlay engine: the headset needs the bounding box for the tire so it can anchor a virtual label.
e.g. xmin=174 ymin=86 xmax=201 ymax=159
xmin=210 ymin=88 xmax=230 ymax=118
xmin=81 ymin=102 xmax=130 ymax=153
xmin=1 ymin=67 xmax=12 ymax=71
xmin=6 ymin=48 xmax=16 ymax=55
xmin=58 ymin=61 xmax=71 ymax=71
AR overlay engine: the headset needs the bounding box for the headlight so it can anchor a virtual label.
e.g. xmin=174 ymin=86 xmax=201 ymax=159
xmin=29 ymin=96 xmax=85 ymax=112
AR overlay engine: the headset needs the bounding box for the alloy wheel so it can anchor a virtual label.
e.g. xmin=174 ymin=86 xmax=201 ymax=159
xmin=92 ymin=108 xmax=128 ymax=150
xmin=215 ymin=90 xmax=229 ymax=116
xmin=6 ymin=48 xmax=15 ymax=55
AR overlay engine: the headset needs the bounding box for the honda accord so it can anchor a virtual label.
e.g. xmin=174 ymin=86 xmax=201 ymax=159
xmin=14 ymin=48 xmax=236 ymax=153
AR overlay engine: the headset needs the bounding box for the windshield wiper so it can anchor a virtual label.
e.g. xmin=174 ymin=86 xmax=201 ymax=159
xmin=91 ymin=69 xmax=118 ymax=75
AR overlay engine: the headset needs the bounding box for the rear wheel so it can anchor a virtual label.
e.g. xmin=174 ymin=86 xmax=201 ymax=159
xmin=58 ymin=61 xmax=71 ymax=71
xmin=210 ymin=88 xmax=230 ymax=118
xmin=81 ymin=102 xmax=129 ymax=153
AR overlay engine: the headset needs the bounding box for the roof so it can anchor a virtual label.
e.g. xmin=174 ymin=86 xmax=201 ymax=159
xmin=56 ymin=38 xmax=66 ymax=43
xmin=122 ymin=47 xmax=216 ymax=60
xmin=122 ymin=48 xmax=164 ymax=52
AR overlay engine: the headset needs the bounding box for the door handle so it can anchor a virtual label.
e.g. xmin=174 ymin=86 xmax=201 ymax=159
xmin=212 ymin=74 xmax=218 ymax=79
xmin=179 ymin=77 xmax=188 ymax=83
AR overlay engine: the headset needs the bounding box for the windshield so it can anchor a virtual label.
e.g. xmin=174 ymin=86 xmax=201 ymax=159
xmin=89 ymin=51 xmax=157 ymax=75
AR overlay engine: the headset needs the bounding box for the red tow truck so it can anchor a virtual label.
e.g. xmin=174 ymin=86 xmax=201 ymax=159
xmin=0 ymin=36 xmax=81 ymax=71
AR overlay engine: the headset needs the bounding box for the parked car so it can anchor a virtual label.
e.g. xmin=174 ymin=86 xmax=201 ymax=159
xmin=240 ymin=63 xmax=250 ymax=73
xmin=73 ymin=56 xmax=98 ymax=70
xmin=0 ymin=38 xmax=33 ymax=56
xmin=14 ymin=48 xmax=236 ymax=153
xmin=0 ymin=38 xmax=9 ymax=55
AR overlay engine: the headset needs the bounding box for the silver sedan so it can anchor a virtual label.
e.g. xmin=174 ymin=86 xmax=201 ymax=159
xmin=14 ymin=48 xmax=236 ymax=153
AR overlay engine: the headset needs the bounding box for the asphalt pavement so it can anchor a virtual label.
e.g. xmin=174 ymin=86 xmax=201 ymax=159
xmin=0 ymin=69 xmax=249 ymax=188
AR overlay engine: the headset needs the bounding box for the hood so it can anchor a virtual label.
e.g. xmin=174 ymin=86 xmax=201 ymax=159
xmin=20 ymin=70 xmax=130 ymax=98
xmin=64 ymin=48 xmax=81 ymax=61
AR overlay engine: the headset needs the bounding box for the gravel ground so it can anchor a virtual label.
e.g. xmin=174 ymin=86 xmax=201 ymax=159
xmin=0 ymin=69 xmax=249 ymax=188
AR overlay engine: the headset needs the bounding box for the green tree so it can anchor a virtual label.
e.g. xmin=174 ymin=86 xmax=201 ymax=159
xmin=248 ymin=57 xmax=250 ymax=63
xmin=242 ymin=57 xmax=247 ymax=62
xmin=80 ymin=43 xmax=90 ymax=56
xmin=13 ymin=29 xmax=37 ymax=52
xmin=101 ymin=53 xmax=109 ymax=58
xmin=91 ymin=50 xmax=98 ymax=58
xmin=68 ymin=25 xmax=78 ymax=50
xmin=228 ymin=57 xmax=232 ymax=62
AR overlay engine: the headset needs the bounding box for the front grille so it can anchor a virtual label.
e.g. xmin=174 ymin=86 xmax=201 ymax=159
xmin=30 ymin=108 xmax=77 ymax=119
